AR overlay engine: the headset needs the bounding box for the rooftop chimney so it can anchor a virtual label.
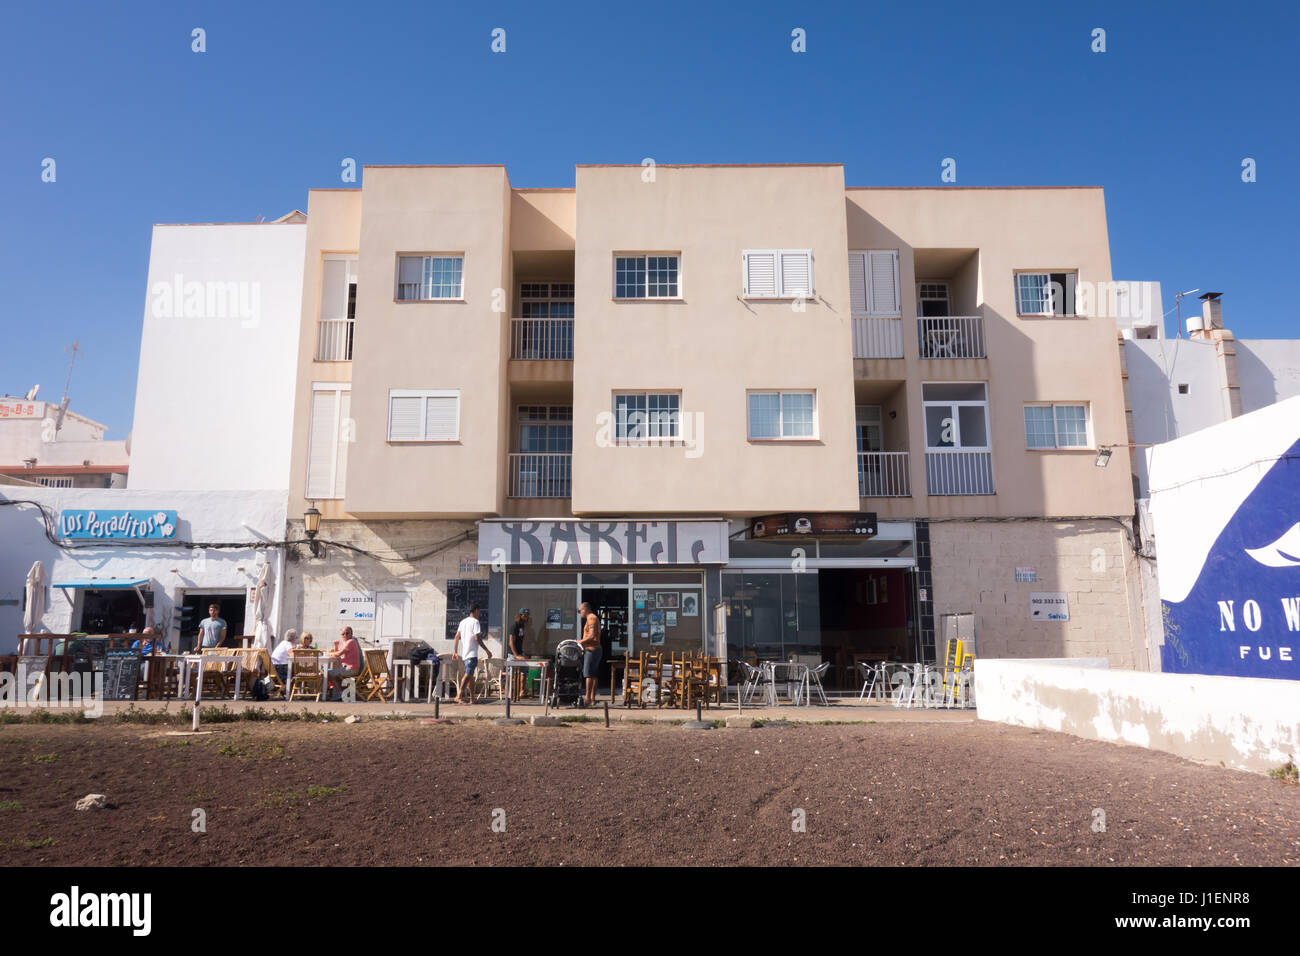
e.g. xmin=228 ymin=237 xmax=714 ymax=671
xmin=1200 ymin=292 xmax=1223 ymax=331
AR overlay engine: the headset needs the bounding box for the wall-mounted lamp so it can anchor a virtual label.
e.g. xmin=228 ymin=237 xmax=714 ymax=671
xmin=303 ymin=505 xmax=322 ymax=557
xmin=1094 ymin=447 xmax=1113 ymax=468
xmin=888 ymin=410 xmax=897 ymax=420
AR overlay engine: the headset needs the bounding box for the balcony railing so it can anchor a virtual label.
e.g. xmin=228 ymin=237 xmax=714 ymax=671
xmin=852 ymin=317 xmax=904 ymax=359
xmin=917 ymin=315 xmax=986 ymax=359
xmin=858 ymin=451 xmax=911 ymax=497
xmin=925 ymin=450 xmax=995 ymax=495
xmin=315 ymin=319 xmax=354 ymax=361
xmin=508 ymin=453 xmax=572 ymax=498
xmin=511 ymin=318 xmax=574 ymax=361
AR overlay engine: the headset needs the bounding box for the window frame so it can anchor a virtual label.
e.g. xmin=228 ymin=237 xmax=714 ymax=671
xmin=746 ymin=389 xmax=819 ymax=441
xmin=1014 ymin=270 xmax=1078 ymax=317
xmin=305 ymin=381 xmax=352 ymax=499
xmin=921 ymin=382 xmax=991 ymax=451
xmin=395 ymin=254 xmax=465 ymax=302
xmin=517 ymin=281 xmax=575 ymax=319
xmin=611 ymin=391 xmax=683 ymax=444
xmin=742 ymin=249 xmax=816 ymax=300
xmin=517 ymin=404 xmax=574 ymax=453
xmin=387 ymin=388 xmax=461 ymax=443
xmin=612 ymin=253 xmax=682 ymax=300
xmin=1023 ymin=402 xmax=1092 ymax=450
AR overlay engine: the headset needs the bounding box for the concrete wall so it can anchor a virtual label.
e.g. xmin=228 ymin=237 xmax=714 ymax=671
xmin=976 ymin=658 xmax=1300 ymax=774
xmin=1236 ymin=339 xmax=1300 ymax=413
xmin=930 ymin=520 xmax=1147 ymax=667
xmin=0 ymin=487 xmax=288 ymax=653
xmin=129 ymin=222 xmax=306 ymax=491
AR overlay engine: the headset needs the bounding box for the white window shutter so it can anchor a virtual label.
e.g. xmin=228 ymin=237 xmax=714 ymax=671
xmin=388 ymin=396 xmax=423 ymax=440
xmin=306 ymin=391 xmax=338 ymax=498
xmin=779 ymin=252 xmax=812 ymax=297
xmin=334 ymin=391 xmax=351 ymax=496
xmin=868 ymin=250 xmax=900 ymax=316
xmin=848 ymin=252 xmax=868 ymax=315
xmin=745 ymin=252 xmax=776 ymax=297
xmin=320 ymin=259 xmax=347 ymax=320
xmin=425 ymin=395 xmax=458 ymax=440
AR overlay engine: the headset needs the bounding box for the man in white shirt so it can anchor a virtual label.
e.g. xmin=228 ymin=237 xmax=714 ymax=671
xmin=452 ymin=605 xmax=491 ymax=704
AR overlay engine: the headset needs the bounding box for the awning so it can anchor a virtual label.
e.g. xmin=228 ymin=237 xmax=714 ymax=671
xmin=52 ymin=578 xmax=150 ymax=590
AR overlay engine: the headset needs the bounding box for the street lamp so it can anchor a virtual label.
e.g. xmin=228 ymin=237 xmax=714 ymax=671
xmin=303 ymin=505 xmax=322 ymax=557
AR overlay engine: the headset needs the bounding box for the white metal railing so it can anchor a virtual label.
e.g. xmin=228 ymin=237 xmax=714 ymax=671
xmin=917 ymin=315 xmax=986 ymax=359
xmin=315 ymin=319 xmax=354 ymax=361
xmin=511 ymin=318 xmax=574 ymax=360
xmin=858 ymin=451 xmax=911 ymax=497
xmin=852 ymin=317 xmax=904 ymax=359
xmin=508 ymin=453 xmax=572 ymax=498
xmin=925 ymin=450 xmax=994 ymax=495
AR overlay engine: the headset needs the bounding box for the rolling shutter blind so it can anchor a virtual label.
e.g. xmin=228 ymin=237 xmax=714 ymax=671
xmin=321 ymin=259 xmax=348 ymax=320
xmin=388 ymin=396 xmax=423 ymax=440
xmin=745 ymin=252 xmax=776 ymax=297
xmin=425 ymin=395 xmax=458 ymax=440
xmin=334 ymin=391 xmax=351 ymax=496
xmin=306 ymin=390 xmax=338 ymax=498
xmin=868 ymin=250 xmax=900 ymax=316
xmin=779 ymin=252 xmax=812 ymax=296
xmin=848 ymin=252 xmax=868 ymax=315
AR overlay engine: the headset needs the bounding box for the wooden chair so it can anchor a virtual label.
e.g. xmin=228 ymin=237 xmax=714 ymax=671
xmin=359 ymin=648 xmax=394 ymax=702
xmin=288 ymin=649 xmax=323 ymax=701
xmin=622 ymin=652 xmax=645 ymax=707
xmin=196 ymin=648 xmax=240 ymax=698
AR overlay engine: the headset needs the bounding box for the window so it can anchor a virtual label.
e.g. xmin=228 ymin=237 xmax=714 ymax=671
xmin=855 ymin=405 xmax=883 ymax=452
xmin=922 ymin=383 xmax=989 ymax=449
xmin=36 ymin=476 xmax=73 ymax=488
xmin=1024 ymin=403 xmax=1090 ymax=449
xmin=613 ymin=392 xmax=680 ymax=442
xmin=519 ymin=282 xmax=574 ymax=318
xmin=1015 ymin=272 xmax=1077 ymax=316
xmin=306 ymin=383 xmax=351 ymax=498
xmin=743 ymin=250 xmax=814 ymax=298
xmin=614 ymin=255 xmax=679 ymax=299
xmin=748 ymin=391 xmax=816 ymax=440
xmin=848 ymin=250 xmax=899 ymax=316
xmin=388 ymin=389 xmax=460 ymax=442
xmin=320 ymin=256 xmax=358 ymax=320
xmin=518 ymin=405 xmax=573 ymax=453
xmin=397 ymin=255 xmax=464 ymax=300
xmin=916 ymin=281 xmax=950 ymax=318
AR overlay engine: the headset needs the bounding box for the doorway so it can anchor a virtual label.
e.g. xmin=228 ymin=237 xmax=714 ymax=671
xmin=579 ymin=586 xmax=629 ymax=661
xmin=816 ymin=568 xmax=916 ymax=689
xmin=179 ymin=591 xmax=246 ymax=652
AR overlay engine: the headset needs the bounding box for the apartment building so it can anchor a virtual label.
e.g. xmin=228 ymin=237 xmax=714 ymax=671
xmin=0 ymin=396 xmax=128 ymax=489
xmin=281 ymin=163 xmax=1150 ymax=677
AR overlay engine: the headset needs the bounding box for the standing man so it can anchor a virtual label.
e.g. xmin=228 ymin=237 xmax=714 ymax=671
xmin=197 ymin=604 xmax=227 ymax=651
xmin=452 ymin=604 xmax=492 ymax=704
xmin=578 ymin=602 xmax=601 ymax=708
xmin=508 ymin=608 xmax=530 ymax=659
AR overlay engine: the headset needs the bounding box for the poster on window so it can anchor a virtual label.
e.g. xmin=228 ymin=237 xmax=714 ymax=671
xmin=666 ymin=610 xmax=677 ymax=627
xmin=655 ymin=591 xmax=679 ymax=609
xmin=649 ymin=624 xmax=666 ymax=645
xmin=681 ymin=593 xmax=699 ymax=616
xmin=545 ymin=608 xmax=563 ymax=630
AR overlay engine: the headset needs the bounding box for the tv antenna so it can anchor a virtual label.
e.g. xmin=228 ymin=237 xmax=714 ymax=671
xmin=55 ymin=339 xmax=81 ymax=435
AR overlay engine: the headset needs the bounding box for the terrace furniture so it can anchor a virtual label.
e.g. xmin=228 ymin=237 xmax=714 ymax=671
xmin=288 ymin=649 xmax=324 ymax=701
xmin=858 ymin=661 xmax=888 ymax=701
xmin=360 ymin=648 xmax=394 ymax=702
xmin=473 ymin=658 xmax=504 ymax=701
xmin=622 ymin=652 xmax=647 ymax=707
xmin=765 ymin=661 xmax=810 ymax=707
xmin=803 ymin=661 xmax=831 ymax=705
xmin=738 ymin=661 xmax=768 ymax=706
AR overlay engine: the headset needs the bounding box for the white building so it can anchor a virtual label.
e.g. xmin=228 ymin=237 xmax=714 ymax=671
xmin=0 ymin=396 xmax=128 ymax=488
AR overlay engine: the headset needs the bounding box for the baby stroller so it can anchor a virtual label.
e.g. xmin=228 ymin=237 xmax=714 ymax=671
xmin=550 ymin=639 xmax=584 ymax=708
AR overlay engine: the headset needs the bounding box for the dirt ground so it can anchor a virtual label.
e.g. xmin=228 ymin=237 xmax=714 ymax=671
xmin=0 ymin=718 xmax=1297 ymax=866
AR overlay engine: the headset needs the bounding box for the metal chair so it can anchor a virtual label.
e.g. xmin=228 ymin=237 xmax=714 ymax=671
xmin=738 ymin=661 xmax=768 ymax=706
xmin=858 ymin=661 xmax=887 ymax=701
xmin=803 ymin=661 xmax=830 ymax=705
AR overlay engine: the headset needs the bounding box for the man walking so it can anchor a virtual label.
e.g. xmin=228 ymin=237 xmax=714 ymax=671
xmin=578 ymin=602 xmax=601 ymax=707
xmin=452 ymin=604 xmax=491 ymax=704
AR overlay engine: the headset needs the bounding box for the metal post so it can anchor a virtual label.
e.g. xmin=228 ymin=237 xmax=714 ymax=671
xmin=604 ymin=702 xmax=610 ymax=729
xmin=505 ymin=694 xmax=511 ymax=719
xmin=434 ymin=695 xmax=440 ymax=719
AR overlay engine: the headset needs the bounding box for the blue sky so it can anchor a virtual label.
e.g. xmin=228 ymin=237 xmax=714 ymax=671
xmin=2 ymin=0 xmax=1296 ymax=437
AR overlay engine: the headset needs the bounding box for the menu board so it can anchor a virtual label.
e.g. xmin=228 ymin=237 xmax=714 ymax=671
xmin=18 ymin=656 xmax=48 ymax=701
xmin=102 ymin=649 xmax=142 ymax=701
xmin=445 ymin=579 xmax=490 ymax=642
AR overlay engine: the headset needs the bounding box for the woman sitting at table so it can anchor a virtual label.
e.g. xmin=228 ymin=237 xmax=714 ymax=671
xmin=299 ymin=632 xmax=315 ymax=649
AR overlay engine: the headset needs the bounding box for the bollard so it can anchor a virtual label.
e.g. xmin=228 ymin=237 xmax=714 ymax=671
xmin=696 ymin=701 xmax=702 ymax=723
xmin=506 ymin=694 xmax=512 ymax=719
xmin=434 ymin=695 xmax=440 ymax=719
xmin=604 ymin=702 xmax=610 ymax=728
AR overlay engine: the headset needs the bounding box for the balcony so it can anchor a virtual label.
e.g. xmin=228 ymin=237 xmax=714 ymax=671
xmin=917 ymin=315 xmax=986 ymax=359
xmin=510 ymin=318 xmax=573 ymax=361
xmin=925 ymin=450 xmax=994 ymax=495
xmin=508 ymin=453 xmax=572 ymax=498
xmin=858 ymin=451 xmax=911 ymax=497
xmin=315 ymin=319 xmax=354 ymax=362
xmin=852 ymin=318 xmax=904 ymax=359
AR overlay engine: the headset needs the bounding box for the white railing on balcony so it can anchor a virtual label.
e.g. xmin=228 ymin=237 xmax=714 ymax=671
xmin=511 ymin=318 xmax=574 ymax=360
xmin=925 ymin=450 xmax=995 ymax=495
xmin=852 ymin=317 xmax=904 ymax=359
xmin=917 ymin=315 xmax=986 ymax=359
xmin=508 ymin=453 xmax=572 ymax=498
xmin=315 ymin=319 xmax=354 ymax=361
xmin=858 ymin=451 xmax=911 ymax=497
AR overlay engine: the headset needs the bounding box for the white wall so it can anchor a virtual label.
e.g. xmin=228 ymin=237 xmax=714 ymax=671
xmin=976 ymin=658 xmax=1300 ymax=773
xmin=1236 ymin=339 xmax=1300 ymax=413
xmin=128 ymin=223 xmax=305 ymax=491
xmin=0 ymin=487 xmax=288 ymax=653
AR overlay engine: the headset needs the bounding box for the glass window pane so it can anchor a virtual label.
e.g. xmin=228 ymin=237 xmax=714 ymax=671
xmin=615 ymin=257 xmax=646 ymax=298
xmin=615 ymin=393 xmax=646 ymax=440
xmin=1024 ymin=406 xmax=1056 ymax=449
xmin=781 ymin=392 xmax=814 ymax=437
xmin=1016 ymin=273 xmax=1048 ymax=314
xmin=647 ymin=393 xmax=680 ymax=438
xmin=957 ymin=405 xmax=988 ymax=448
xmin=749 ymin=393 xmax=781 ymax=439
xmin=922 ymin=382 xmax=986 ymax=402
xmin=1054 ymin=404 xmax=1088 ymax=446
xmin=925 ymin=406 xmax=954 ymax=448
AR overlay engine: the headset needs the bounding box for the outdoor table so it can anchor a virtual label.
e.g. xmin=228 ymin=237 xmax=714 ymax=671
xmin=143 ymin=654 xmax=184 ymax=699
xmin=504 ymin=658 xmax=550 ymax=703
xmin=764 ymin=661 xmax=810 ymax=706
xmin=182 ymin=654 xmax=244 ymax=701
xmin=606 ymin=656 xmax=627 ymax=704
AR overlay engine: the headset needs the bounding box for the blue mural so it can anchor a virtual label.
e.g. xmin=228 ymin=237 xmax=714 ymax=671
xmin=1161 ymin=436 xmax=1300 ymax=679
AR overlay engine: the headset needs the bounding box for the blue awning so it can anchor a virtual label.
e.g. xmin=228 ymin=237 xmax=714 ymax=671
xmin=52 ymin=578 xmax=149 ymax=590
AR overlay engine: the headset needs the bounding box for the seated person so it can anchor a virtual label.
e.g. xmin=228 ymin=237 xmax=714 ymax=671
xmin=299 ymin=632 xmax=315 ymax=649
xmin=130 ymin=627 xmax=164 ymax=655
xmin=324 ymin=627 xmax=362 ymax=699
xmin=271 ymin=628 xmax=299 ymax=684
